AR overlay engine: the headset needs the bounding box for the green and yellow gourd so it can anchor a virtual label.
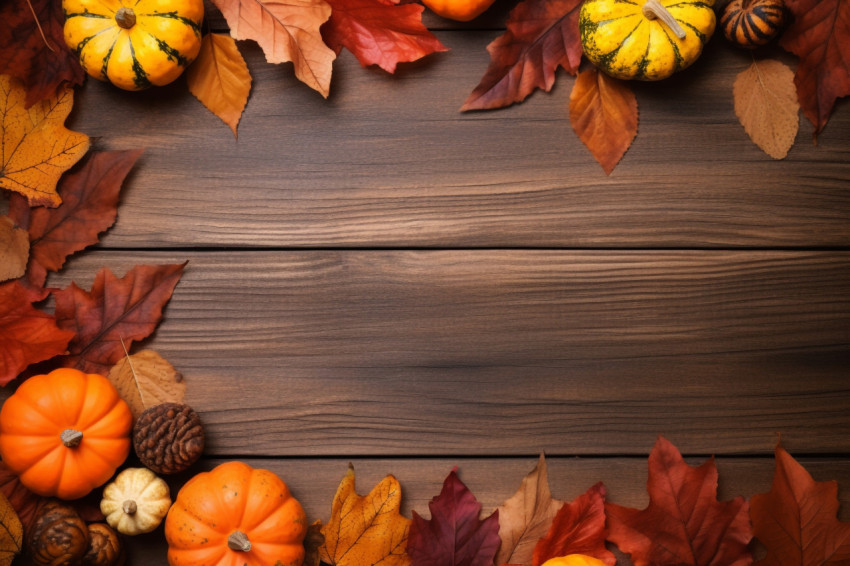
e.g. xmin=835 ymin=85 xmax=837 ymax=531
xmin=580 ymin=0 xmax=716 ymax=81
xmin=63 ymin=0 xmax=204 ymax=91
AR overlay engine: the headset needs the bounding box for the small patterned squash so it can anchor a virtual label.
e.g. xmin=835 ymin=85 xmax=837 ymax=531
xmin=0 ymin=368 xmax=132 ymax=500
xmin=421 ymin=0 xmax=496 ymax=22
xmin=720 ymin=0 xmax=786 ymax=49
xmin=63 ymin=0 xmax=204 ymax=90
xmin=165 ymin=461 xmax=307 ymax=566
xmin=101 ymin=468 xmax=172 ymax=535
xmin=580 ymin=0 xmax=716 ymax=81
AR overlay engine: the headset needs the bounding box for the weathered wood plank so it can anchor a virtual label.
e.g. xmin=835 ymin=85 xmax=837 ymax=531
xmin=121 ymin=456 xmax=850 ymax=565
xmin=67 ymin=37 xmax=850 ymax=249
xmin=37 ymin=250 xmax=850 ymax=457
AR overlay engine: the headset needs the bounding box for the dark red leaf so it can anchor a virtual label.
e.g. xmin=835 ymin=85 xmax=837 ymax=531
xmin=532 ymin=482 xmax=614 ymax=566
xmin=408 ymin=468 xmax=500 ymax=566
xmin=605 ymin=436 xmax=753 ymax=566
xmin=0 ymin=0 xmax=84 ymax=107
xmin=54 ymin=263 xmax=187 ymax=375
xmin=461 ymin=0 xmax=583 ymax=111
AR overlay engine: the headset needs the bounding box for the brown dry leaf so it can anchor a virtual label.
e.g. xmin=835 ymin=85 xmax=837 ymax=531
xmin=569 ymin=67 xmax=638 ymax=175
xmin=320 ymin=464 xmax=411 ymax=566
xmin=303 ymin=519 xmax=325 ymax=566
xmin=733 ymin=59 xmax=799 ymax=159
xmin=186 ymin=34 xmax=252 ymax=138
xmin=211 ymin=0 xmax=336 ymax=97
xmin=0 ymin=490 xmax=23 ymax=566
xmin=496 ymin=454 xmax=564 ymax=566
xmin=0 ymin=217 xmax=29 ymax=282
xmin=107 ymin=349 xmax=186 ymax=419
xmin=0 ymin=75 xmax=90 ymax=207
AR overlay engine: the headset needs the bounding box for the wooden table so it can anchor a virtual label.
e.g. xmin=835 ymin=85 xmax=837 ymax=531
xmin=33 ymin=1 xmax=850 ymax=562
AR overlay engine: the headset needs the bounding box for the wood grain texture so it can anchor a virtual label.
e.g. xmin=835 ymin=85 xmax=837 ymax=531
xmin=67 ymin=39 xmax=850 ymax=249
xmin=123 ymin=456 xmax=850 ymax=565
xmin=37 ymin=249 xmax=850 ymax=457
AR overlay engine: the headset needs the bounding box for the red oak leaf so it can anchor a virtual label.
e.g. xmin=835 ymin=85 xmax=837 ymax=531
xmin=53 ymin=263 xmax=187 ymax=375
xmin=461 ymin=0 xmax=583 ymax=111
xmin=0 ymin=460 xmax=45 ymax=531
xmin=750 ymin=443 xmax=850 ymax=565
xmin=322 ymin=0 xmax=448 ymax=73
xmin=533 ymin=482 xmax=615 ymax=566
xmin=0 ymin=280 xmax=74 ymax=386
xmin=9 ymin=149 xmax=144 ymax=292
xmin=780 ymin=0 xmax=850 ymax=137
xmin=605 ymin=436 xmax=753 ymax=566
xmin=0 ymin=0 xmax=85 ymax=107
xmin=408 ymin=468 xmax=500 ymax=566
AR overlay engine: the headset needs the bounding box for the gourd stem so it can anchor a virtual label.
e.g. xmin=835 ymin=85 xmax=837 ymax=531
xmin=227 ymin=531 xmax=252 ymax=553
xmin=61 ymin=429 xmax=83 ymax=448
xmin=123 ymin=500 xmax=137 ymax=515
xmin=114 ymin=7 xmax=136 ymax=29
xmin=642 ymin=0 xmax=686 ymax=39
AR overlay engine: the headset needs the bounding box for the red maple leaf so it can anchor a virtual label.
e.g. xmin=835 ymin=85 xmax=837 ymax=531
xmin=750 ymin=443 xmax=850 ymax=565
xmin=408 ymin=468 xmax=501 ymax=566
xmin=605 ymin=436 xmax=753 ymax=566
xmin=0 ymin=280 xmax=74 ymax=386
xmin=9 ymin=149 xmax=144 ymax=292
xmin=0 ymin=0 xmax=85 ymax=107
xmin=780 ymin=0 xmax=850 ymax=137
xmin=53 ymin=263 xmax=187 ymax=375
xmin=322 ymin=0 xmax=447 ymax=73
xmin=461 ymin=0 xmax=583 ymax=111
xmin=532 ymin=482 xmax=615 ymax=566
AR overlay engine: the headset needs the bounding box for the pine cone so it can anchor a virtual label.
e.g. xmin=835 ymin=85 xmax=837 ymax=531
xmin=133 ymin=403 xmax=204 ymax=475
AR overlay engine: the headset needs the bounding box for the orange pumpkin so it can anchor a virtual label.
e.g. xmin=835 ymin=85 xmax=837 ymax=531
xmin=165 ymin=461 xmax=307 ymax=566
xmin=0 ymin=368 xmax=132 ymax=500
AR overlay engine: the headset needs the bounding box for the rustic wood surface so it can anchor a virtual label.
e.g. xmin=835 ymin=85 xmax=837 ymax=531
xmin=6 ymin=1 xmax=850 ymax=563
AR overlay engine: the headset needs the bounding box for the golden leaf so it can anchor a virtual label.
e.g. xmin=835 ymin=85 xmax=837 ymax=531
xmin=107 ymin=349 xmax=186 ymax=419
xmin=0 ymin=490 xmax=23 ymax=566
xmin=733 ymin=59 xmax=799 ymax=159
xmin=0 ymin=217 xmax=29 ymax=282
xmin=320 ymin=465 xmax=411 ymax=566
xmin=186 ymin=34 xmax=252 ymax=138
xmin=0 ymin=75 xmax=90 ymax=207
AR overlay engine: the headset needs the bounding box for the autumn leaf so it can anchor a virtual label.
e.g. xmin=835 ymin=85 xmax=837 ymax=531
xmin=533 ymin=483 xmax=614 ymax=566
xmin=779 ymin=0 xmax=850 ymax=137
xmin=321 ymin=0 xmax=448 ymax=74
xmin=107 ymin=349 xmax=186 ymax=419
xmin=0 ymin=280 xmax=74 ymax=386
xmin=495 ymin=454 xmax=563 ymax=566
xmin=186 ymin=34 xmax=252 ymax=138
xmin=605 ymin=436 xmax=753 ymax=566
xmin=0 ymin=217 xmax=29 ymax=283
xmin=0 ymin=0 xmax=84 ymax=107
xmin=0 ymin=462 xmax=43 ymax=532
xmin=53 ymin=263 xmax=187 ymax=375
xmin=750 ymin=443 xmax=850 ymax=565
xmin=0 ymin=490 xmax=22 ymax=566
xmin=408 ymin=468 xmax=500 ymax=566
xmin=569 ymin=67 xmax=638 ymax=175
xmin=303 ymin=520 xmax=325 ymax=566
xmin=319 ymin=464 xmax=411 ymax=566
xmin=461 ymin=0 xmax=583 ymax=111
xmin=211 ymin=0 xmax=336 ymax=97
xmin=8 ymin=149 xmax=143 ymax=291
xmin=733 ymin=59 xmax=799 ymax=159
xmin=0 ymin=75 xmax=90 ymax=208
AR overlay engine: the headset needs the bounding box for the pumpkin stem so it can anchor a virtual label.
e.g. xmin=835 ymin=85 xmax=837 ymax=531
xmin=642 ymin=0 xmax=687 ymax=39
xmin=114 ymin=6 xmax=136 ymax=29
xmin=61 ymin=428 xmax=83 ymax=448
xmin=122 ymin=500 xmax=137 ymax=515
xmin=227 ymin=530 xmax=252 ymax=553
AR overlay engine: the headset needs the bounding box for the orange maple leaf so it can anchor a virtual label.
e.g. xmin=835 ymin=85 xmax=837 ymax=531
xmin=320 ymin=464 xmax=411 ymax=566
xmin=0 ymin=75 xmax=89 ymax=207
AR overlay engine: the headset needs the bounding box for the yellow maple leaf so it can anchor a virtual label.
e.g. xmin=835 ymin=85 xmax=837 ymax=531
xmin=320 ymin=465 xmax=411 ymax=566
xmin=0 ymin=490 xmax=23 ymax=566
xmin=0 ymin=75 xmax=90 ymax=207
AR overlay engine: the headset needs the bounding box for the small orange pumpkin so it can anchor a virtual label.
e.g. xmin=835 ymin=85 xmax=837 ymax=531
xmin=165 ymin=461 xmax=307 ymax=566
xmin=0 ymin=368 xmax=132 ymax=500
